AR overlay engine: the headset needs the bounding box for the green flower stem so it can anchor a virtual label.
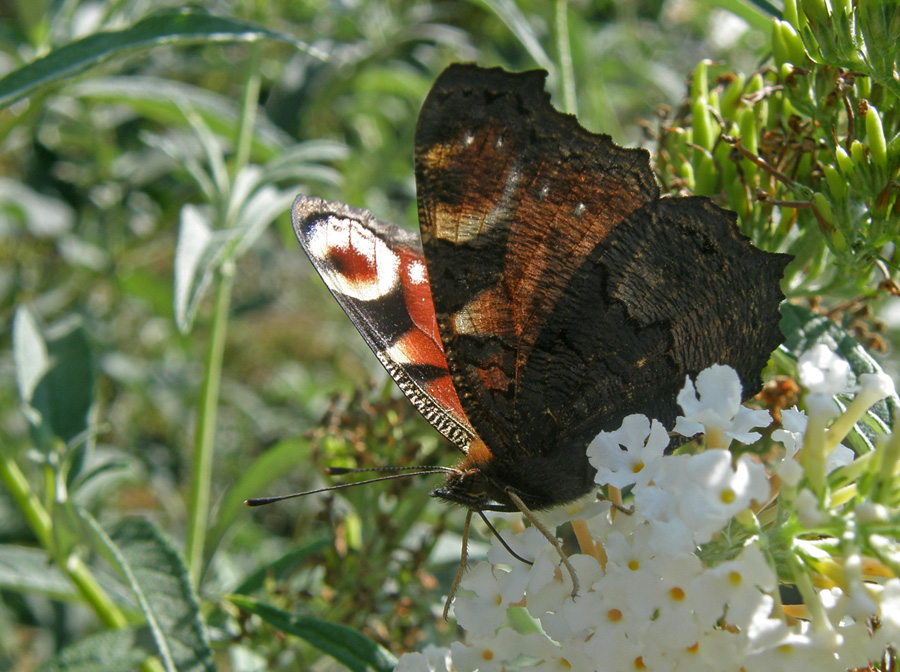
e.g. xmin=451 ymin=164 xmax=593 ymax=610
xmin=787 ymin=549 xmax=833 ymax=634
xmin=802 ymin=404 xmax=830 ymax=500
xmin=0 ymin=447 xmax=128 ymax=629
xmin=185 ymin=258 xmax=235 ymax=588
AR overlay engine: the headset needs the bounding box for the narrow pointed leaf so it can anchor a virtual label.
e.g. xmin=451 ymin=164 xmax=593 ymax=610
xmin=229 ymin=595 xmax=394 ymax=672
xmin=0 ymin=10 xmax=319 ymax=109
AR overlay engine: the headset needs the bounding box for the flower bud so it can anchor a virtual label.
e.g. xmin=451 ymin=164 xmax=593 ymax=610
xmin=865 ymin=103 xmax=888 ymax=171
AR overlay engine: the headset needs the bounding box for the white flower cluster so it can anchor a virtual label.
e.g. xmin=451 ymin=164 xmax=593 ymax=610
xmin=397 ymin=350 xmax=900 ymax=672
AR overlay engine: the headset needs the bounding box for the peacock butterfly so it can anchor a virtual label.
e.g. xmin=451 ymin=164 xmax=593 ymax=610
xmin=282 ymin=63 xmax=790 ymax=610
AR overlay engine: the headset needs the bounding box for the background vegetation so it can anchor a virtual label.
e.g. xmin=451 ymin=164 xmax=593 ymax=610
xmin=1 ymin=0 xmax=898 ymax=670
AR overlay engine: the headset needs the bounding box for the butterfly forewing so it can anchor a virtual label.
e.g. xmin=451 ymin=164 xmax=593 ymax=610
xmin=292 ymin=196 xmax=475 ymax=450
xmin=414 ymin=64 xmax=659 ymax=455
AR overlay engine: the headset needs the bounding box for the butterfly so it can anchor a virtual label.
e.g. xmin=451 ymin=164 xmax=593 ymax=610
xmin=287 ymin=63 xmax=790 ymax=613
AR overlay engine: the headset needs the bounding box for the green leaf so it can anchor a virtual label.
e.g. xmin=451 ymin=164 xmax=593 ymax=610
xmin=86 ymin=516 xmax=214 ymax=672
xmin=233 ymin=535 xmax=331 ymax=595
xmin=471 ymin=0 xmax=554 ymax=76
xmin=13 ymin=308 xmax=94 ymax=450
xmin=229 ymin=595 xmax=395 ymax=672
xmin=37 ymin=627 xmax=157 ymax=672
xmin=0 ymin=10 xmax=318 ymax=110
xmin=777 ymin=303 xmax=899 ymax=451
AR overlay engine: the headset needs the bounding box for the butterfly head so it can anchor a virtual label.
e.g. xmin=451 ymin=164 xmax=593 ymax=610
xmin=430 ymin=467 xmax=494 ymax=510
xmin=430 ymin=437 xmax=519 ymax=511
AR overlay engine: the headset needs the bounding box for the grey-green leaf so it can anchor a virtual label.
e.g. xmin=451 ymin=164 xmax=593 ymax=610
xmin=37 ymin=627 xmax=157 ymax=672
xmin=87 ymin=516 xmax=214 ymax=672
xmin=173 ymin=204 xmax=230 ymax=333
xmin=0 ymin=545 xmax=74 ymax=602
xmin=12 ymin=305 xmax=50 ymax=411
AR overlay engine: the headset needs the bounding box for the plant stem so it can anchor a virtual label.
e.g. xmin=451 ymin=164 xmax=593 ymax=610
xmin=185 ymin=258 xmax=235 ymax=588
xmin=0 ymin=446 xmax=128 ymax=628
xmin=185 ymin=46 xmax=259 ymax=588
xmin=554 ymin=0 xmax=576 ymax=116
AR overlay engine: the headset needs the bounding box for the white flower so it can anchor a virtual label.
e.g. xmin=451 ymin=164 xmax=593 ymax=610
xmin=395 ymin=646 xmax=453 ymax=672
xmin=796 ymin=488 xmax=829 ymax=527
xmin=632 ymin=482 xmax=697 ymax=554
xmin=694 ymin=544 xmax=776 ymax=628
xmin=588 ymin=414 xmax=668 ymax=489
xmin=874 ymin=579 xmax=900 ymax=653
xmin=797 ymin=344 xmax=850 ymax=396
xmin=653 ymin=450 xmax=770 ymax=544
xmin=406 ymin=361 xmax=900 ymax=672
xmin=772 ymin=407 xmax=807 ymax=458
xmin=454 ymin=562 xmax=508 ymax=634
xmin=858 ymin=371 xmax=895 ymax=400
xmin=450 ymin=630 xmax=533 ymax=672
xmin=673 ymin=365 xmax=772 ymax=447
xmin=826 ymin=443 xmax=854 ymax=472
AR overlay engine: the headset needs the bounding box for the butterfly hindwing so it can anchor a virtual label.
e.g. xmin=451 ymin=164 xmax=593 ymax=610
xmin=292 ymin=196 xmax=475 ymax=451
xmin=515 ymin=196 xmax=791 ymax=454
xmin=414 ymin=64 xmax=660 ymax=455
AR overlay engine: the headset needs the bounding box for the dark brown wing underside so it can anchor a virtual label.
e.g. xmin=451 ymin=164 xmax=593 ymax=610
xmin=414 ymin=65 xmax=790 ymax=465
xmin=514 ymin=196 xmax=791 ymax=455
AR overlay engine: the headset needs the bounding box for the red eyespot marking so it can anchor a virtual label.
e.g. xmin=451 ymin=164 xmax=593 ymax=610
xmin=327 ymin=239 xmax=376 ymax=284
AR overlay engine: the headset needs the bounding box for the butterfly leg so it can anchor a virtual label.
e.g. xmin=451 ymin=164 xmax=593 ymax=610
xmin=507 ymin=491 xmax=580 ymax=598
xmin=443 ymin=508 xmax=473 ymax=621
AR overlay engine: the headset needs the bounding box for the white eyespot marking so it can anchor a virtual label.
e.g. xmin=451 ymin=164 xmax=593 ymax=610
xmin=495 ymin=136 xmax=504 ymax=149
xmin=463 ymin=132 xmax=475 ymax=147
xmin=306 ymin=216 xmax=399 ymax=302
xmin=574 ymin=202 xmax=586 ymax=216
xmin=408 ymin=259 xmax=428 ymax=285
xmin=539 ymin=184 xmax=550 ymax=200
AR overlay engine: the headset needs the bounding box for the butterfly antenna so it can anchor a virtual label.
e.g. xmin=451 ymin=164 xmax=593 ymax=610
xmin=244 ymin=465 xmax=454 ymax=507
xmin=324 ymin=465 xmax=454 ymax=476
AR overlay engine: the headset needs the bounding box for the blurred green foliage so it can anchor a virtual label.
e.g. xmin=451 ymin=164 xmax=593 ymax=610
xmin=0 ymin=0 xmax=898 ymax=670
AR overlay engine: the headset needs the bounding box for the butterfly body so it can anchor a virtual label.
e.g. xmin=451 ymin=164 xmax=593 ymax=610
xmin=293 ymin=64 xmax=790 ymax=519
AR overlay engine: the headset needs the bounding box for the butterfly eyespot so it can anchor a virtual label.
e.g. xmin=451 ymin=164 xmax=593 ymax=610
xmin=539 ymin=184 xmax=550 ymax=200
xmin=495 ymin=136 xmax=504 ymax=149
xmin=574 ymin=202 xmax=586 ymax=217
